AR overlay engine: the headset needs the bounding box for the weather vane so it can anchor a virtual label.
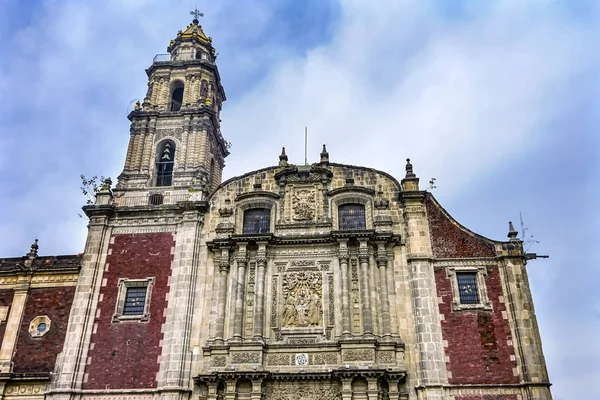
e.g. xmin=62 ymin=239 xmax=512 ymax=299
xmin=190 ymin=8 xmax=204 ymax=21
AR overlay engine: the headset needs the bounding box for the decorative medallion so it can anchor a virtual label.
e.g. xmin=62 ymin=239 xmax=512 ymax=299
xmin=295 ymin=353 xmax=309 ymax=365
xmin=29 ymin=315 xmax=51 ymax=338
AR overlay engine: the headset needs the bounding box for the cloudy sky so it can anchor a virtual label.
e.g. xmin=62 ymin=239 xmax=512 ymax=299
xmin=0 ymin=0 xmax=598 ymax=398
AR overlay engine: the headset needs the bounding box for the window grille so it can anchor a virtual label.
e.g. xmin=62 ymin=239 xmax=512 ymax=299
xmin=123 ymin=286 xmax=147 ymax=316
xmin=242 ymin=208 xmax=271 ymax=234
xmin=148 ymin=193 xmax=164 ymax=205
xmin=338 ymin=204 xmax=366 ymax=230
xmin=456 ymin=272 xmax=480 ymax=304
xmin=156 ymin=142 xmax=175 ymax=187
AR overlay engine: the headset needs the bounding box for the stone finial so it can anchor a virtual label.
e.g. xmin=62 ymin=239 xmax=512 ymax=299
xmin=405 ymin=158 xmax=416 ymax=178
xmin=134 ymin=101 xmax=141 ymax=111
xmin=320 ymin=144 xmax=329 ymax=164
xmin=279 ymin=147 xmax=288 ymax=166
xmin=401 ymin=158 xmax=420 ymax=191
xmin=507 ymin=221 xmax=519 ymax=241
xmin=26 ymin=239 xmax=39 ymax=258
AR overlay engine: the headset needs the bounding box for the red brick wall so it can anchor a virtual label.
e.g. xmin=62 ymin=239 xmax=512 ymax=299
xmin=426 ymin=197 xmax=496 ymax=258
xmin=83 ymin=233 xmax=175 ymax=389
xmin=0 ymin=289 xmax=14 ymax=350
xmin=456 ymin=396 xmax=518 ymax=400
xmin=13 ymin=286 xmax=76 ymax=373
xmin=436 ymin=266 xmax=518 ymax=384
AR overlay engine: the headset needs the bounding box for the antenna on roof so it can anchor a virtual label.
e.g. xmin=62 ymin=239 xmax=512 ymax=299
xmin=304 ymin=126 xmax=308 ymax=165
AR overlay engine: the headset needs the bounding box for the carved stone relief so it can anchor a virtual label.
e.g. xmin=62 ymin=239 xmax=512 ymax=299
xmin=342 ymin=349 xmax=374 ymax=362
xmin=267 ymin=354 xmax=291 ymax=366
xmin=378 ymin=351 xmax=396 ymax=364
xmin=264 ymin=382 xmax=341 ymax=400
xmin=312 ymin=352 xmax=338 ymax=365
xmin=292 ymin=189 xmax=316 ymax=221
xmin=211 ymin=355 xmax=227 ymax=367
xmin=327 ymin=275 xmax=334 ymax=327
xmin=231 ymin=352 xmax=261 ymax=364
xmin=155 ymin=127 xmax=183 ymax=141
xmin=281 ymin=271 xmax=322 ymax=328
xmin=271 ymin=276 xmax=278 ymax=328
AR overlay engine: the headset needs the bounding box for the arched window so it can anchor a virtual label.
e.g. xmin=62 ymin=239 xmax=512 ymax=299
xmin=338 ymin=203 xmax=366 ymax=230
xmin=195 ymin=50 xmax=203 ymax=60
xmin=156 ymin=141 xmax=175 ymax=186
xmin=242 ymin=208 xmax=271 ymax=234
xmin=170 ymin=82 xmax=184 ymax=111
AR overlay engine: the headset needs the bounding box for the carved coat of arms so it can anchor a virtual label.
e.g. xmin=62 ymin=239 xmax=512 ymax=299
xmin=292 ymin=189 xmax=316 ymax=221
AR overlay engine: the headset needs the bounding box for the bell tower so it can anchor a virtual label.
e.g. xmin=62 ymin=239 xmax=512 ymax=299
xmin=117 ymin=10 xmax=229 ymax=195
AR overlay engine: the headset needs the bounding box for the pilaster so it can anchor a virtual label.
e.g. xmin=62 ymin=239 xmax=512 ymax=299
xmin=400 ymin=183 xmax=448 ymax=396
xmin=500 ymin=245 xmax=552 ymax=400
xmin=47 ymin=202 xmax=113 ymax=397
xmin=157 ymin=207 xmax=204 ymax=390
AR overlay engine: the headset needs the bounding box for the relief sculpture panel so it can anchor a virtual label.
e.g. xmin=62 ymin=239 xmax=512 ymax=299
xmin=292 ymin=189 xmax=316 ymax=221
xmin=264 ymin=381 xmax=341 ymax=400
xmin=280 ymin=271 xmax=322 ymax=328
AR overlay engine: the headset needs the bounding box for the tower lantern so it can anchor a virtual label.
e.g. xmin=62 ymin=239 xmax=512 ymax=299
xmin=116 ymin=10 xmax=228 ymax=196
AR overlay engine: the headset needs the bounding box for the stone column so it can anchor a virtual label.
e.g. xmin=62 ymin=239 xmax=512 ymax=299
xmin=340 ymin=378 xmax=352 ymax=400
xmin=206 ymin=382 xmax=218 ymax=400
xmin=232 ymin=244 xmax=248 ymax=341
xmin=366 ymin=378 xmax=379 ymax=400
xmin=401 ymin=189 xmax=447 ymax=399
xmin=358 ymin=240 xmax=373 ymax=336
xmin=48 ymin=212 xmax=112 ymax=397
xmin=251 ymin=378 xmax=264 ymax=400
xmin=376 ymin=242 xmax=392 ymax=338
xmin=253 ymin=242 xmax=268 ymax=339
xmin=215 ymin=247 xmax=231 ymax=342
xmin=224 ymin=379 xmax=236 ymax=400
xmin=501 ymin=248 xmax=552 ymax=400
xmin=338 ymin=240 xmax=351 ymax=337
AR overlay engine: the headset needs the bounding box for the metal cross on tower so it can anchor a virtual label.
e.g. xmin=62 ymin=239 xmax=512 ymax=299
xmin=190 ymin=8 xmax=204 ymax=21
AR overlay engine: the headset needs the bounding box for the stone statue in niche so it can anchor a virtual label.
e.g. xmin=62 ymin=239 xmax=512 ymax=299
xmin=200 ymin=80 xmax=208 ymax=98
xmin=292 ymin=189 xmax=316 ymax=221
xmin=281 ymin=271 xmax=322 ymax=327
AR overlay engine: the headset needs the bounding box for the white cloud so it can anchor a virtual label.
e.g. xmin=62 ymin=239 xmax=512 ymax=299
xmin=0 ymin=1 xmax=598 ymax=399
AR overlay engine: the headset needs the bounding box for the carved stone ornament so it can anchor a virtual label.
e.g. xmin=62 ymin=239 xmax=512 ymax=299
xmin=29 ymin=315 xmax=51 ymax=338
xmin=292 ymin=189 xmax=316 ymax=221
xmin=280 ymin=271 xmax=323 ymax=328
xmin=231 ymin=352 xmax=261 ymax=364
xmin=155 ymin=127 xmax=183 ymax=140
xmin=211 ymin=355 xmax=227 ymax=367
xmin=264 ymin=381 xmax=341 ymax=400
xmin=342 ymin=349 xmax=374 ymax=362
xmin=295 ymin=353 xmax=309 ymax=365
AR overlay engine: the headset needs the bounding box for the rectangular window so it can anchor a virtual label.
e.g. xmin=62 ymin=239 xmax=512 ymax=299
xmin=338 ymin=204 xmax=366 ymax=230
xmin=113 ymin=277 xmax=155 ymax=322
xmin=123 ymin=286 xmax=148 ymax=316
xmin=456 ymin=272 xmax=480 ymax=304
xmin=243 ymin=208 xmax=271 ymax=234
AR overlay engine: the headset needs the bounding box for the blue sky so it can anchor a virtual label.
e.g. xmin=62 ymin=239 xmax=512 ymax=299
xmin=0 ymin=1 xmax=598 ymax=398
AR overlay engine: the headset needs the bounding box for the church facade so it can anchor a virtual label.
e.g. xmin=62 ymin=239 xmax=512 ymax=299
xmin=0 ymin=15 xmax=552 ymax=400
